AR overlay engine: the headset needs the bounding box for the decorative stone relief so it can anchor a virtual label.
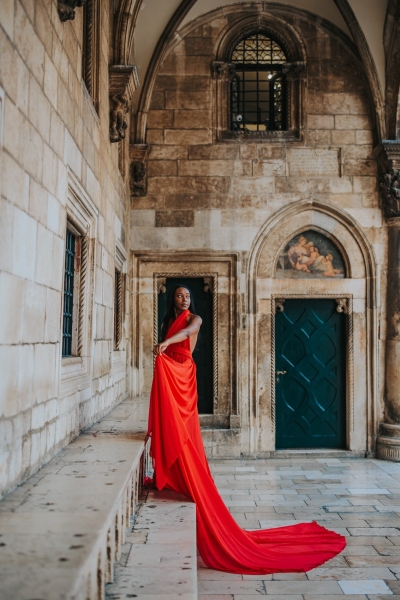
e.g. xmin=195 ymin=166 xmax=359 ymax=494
xmin=58 ymin=0 xmax=86 ymax=22
xmin=129 ymin=144 xmax=150 ymax=198
xmin=282 ymin=61 xmax=307 ymax=80
xmin=109 ymin=65 xmax=139 ymax=143
xmin=212 ymin=61 xmax=236 ymax=81
xmin=375 ymin=141 xmax=400 ymax=218
xmin=335 ymin=298 xmax=348 ymax=313
xmin=380 ymin=168 xmax=400 ymax=218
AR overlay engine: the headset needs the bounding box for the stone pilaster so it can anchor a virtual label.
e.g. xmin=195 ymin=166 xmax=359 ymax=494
xmin=375 ymin=141 xmax=400 ymax=460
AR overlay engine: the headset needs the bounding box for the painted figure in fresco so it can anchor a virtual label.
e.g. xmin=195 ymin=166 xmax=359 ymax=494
xmin=286 ymin=236 xmax=343 ymax=278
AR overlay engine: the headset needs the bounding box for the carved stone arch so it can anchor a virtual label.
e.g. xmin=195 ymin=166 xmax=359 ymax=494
xmin=113 ymin=0 xmax=144 ymax=65
xmin=246 ymin=199 xmax=378 ymax=456
xmin=333 ymin=0 xmax=385 ymax=141
xmin=215 ymin=12 xmax=306 ymax=64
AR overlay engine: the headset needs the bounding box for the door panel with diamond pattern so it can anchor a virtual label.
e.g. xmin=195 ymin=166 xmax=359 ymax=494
xmin=275 ymin=299 xmax=346 ymax=449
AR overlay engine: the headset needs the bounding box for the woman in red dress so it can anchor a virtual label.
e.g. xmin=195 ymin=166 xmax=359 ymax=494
xmin=148 ymin=284 xmax=346 ymax=574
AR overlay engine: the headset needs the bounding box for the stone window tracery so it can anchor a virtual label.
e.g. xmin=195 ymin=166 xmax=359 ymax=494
xmin=230 ymin=33 xmax=287 ymax=132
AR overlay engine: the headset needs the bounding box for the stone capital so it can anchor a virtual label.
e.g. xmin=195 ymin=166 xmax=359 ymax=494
xmin=109 ymin=65 xmax=139 ymax=143
xmin=282 ymin=61 xmax=307 ymax=80
xmin=374 ymin=141 xmax=400 ymax=219
xmin=212 ymin=61 xmax=236 ymax=81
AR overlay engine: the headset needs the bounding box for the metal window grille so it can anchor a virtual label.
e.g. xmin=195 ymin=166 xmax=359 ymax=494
xmin=114 ymin=269 xmax=123 ymax=350
xmin=230 ymin=32 xmax=287 ymax=132
xmin=62 ymin=229 xmax=76 ymax=357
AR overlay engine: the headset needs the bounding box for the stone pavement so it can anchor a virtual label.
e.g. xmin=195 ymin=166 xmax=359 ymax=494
xmin=198 ymin=457 xmax=400 ymax=600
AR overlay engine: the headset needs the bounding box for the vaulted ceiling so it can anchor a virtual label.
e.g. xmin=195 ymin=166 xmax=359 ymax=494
xmin=127 ymin=0 xmax=399 ymax=140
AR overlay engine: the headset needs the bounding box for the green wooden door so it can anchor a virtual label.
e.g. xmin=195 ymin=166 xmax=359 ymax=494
xmin=158 ymin=278 xmax=213 ymax=414
xmin=275 ymin=299 xmax=346 ymax=449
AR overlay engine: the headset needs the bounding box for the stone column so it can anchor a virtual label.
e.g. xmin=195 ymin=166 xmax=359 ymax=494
xmin=376 ymin=142 xmax=400 ymax=460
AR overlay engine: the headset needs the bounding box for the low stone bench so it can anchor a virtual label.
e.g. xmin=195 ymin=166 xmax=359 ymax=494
xmin=0 ymin=395 xmax=150 ymax=600
xmin=106 ymin=489 xmax=197 ymax=600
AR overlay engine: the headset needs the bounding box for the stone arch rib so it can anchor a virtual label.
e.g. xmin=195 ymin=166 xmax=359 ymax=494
xmin=113 ymin=0 xmax=144 ymax=65
xmin=333 ymin=0 xmax=385 ymax=141
xmin=384 ymin=0 xmax=400 ymax=139
xmin=135 ymin=0 xmax=197 ymax=143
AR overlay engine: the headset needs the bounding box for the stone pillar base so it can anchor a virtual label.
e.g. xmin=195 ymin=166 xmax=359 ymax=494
xmin=376 ymin=422 xmax=400 ymax=461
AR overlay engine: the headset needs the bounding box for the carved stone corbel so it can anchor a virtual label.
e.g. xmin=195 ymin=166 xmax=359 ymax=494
xmin=275 ymin=298 xmax=285 ymax=313
xmin=212 ymin=61 xmax=236 ymax=81
xmin=374 ymin=141 xmax=400 ymax=218
xmin=109 ymin=65 xmax=139 ymax=143
xmin=203 ymin=277 xmax=213 ymax=293
xmin=129 ymin=144 xmax=150 ymax=198
xmin=335 ymin=298 xmax=348 ymax=314
xmin=282 ymin=62 xmax=307 ymax=80
xmin=58 ymin=0 xmax=86 ymax=21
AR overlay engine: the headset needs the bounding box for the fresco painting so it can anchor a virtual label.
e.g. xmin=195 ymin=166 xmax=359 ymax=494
xmin=275 ymin=230 xmax=346 ymax=278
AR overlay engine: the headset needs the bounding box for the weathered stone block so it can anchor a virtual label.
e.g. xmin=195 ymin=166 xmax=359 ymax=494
xmin=164 ymin=194 xmax=210 ymax=209
xmin=257 ymin=146 xmax=286 ymax=160
xmin=165 ymin=91 xmax=211 ymax=110
xmin=155 ymin=75 xmax=210 ymax=92
xmin=164 ymin=129 xmax=212 ymax=145
xmin=148 ymin=176 xmax=230 ymax=195
xmin=155 ymin=210 xmax=194 ymax=227
xmin=335 ymin=115 xmax=372 ymax=130
xmin=161 ymin=54 xmax=211 ymax=76
xmin=178 ymin=159 xmax=233 ymax=176
xmin=253 ymin=159 xmax=285 ymax=176
xmin=150 ymin=90 xmax=165 ymax=109
xmin=353 ymin=176 xmax=378 ymax=193
xmin=147 ymin=110 xmax=174 ymax=129
xmin=356 ymin=130 xmax=374 ymax=144
xmin=147 ymin=160 xmax=177 ymax=177
xmin=343 ymin=159 xmax=376 ymax=176
xmin=146 ymin=130 xmax=164 ymax=144
xmin=308 ymin=114 xmax=335 ymax=129
xmin=149 ymin=145 xmax=188 ymax=160
xmin=240 ymin=145 xmax=257 ymax=160
xmin=231 ymin=177 xmax=274 ymax=196
xmin=189 ymin=145 xmax=239 ymax=160
xmin=331 ymin=130 xmax=356 ymax=145
xmin=307 ymin=130 xmax=331 ymax=145
xmin=174 ymin=110 xmax=211 ymax=129
xmin=184 ymin=37 xmax=215 ymax=56
xmin=275 ymin=176 xmax=352 ymax=194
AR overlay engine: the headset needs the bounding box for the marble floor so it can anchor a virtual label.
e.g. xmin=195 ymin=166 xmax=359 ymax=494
xmin=198 ymin=457 xmax=400 ymax=600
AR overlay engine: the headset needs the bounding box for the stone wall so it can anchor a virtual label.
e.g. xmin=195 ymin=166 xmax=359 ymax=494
xmin=131 ymin=6 xmax=387 ymax=457
xmin=0 ymin=0 xmax=130 ymax=496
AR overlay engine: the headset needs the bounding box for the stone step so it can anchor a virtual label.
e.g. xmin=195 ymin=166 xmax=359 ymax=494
xmin=0 ymin=395 xmax=149 ymax=600
xmin=106 ymin=489 xmax=197 ymax=600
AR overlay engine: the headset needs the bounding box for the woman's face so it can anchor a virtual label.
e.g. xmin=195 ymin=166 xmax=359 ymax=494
xmin=173 ymin=287 xmax=191 ymax=312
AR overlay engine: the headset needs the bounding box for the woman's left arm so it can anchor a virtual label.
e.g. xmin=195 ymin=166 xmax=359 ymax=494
xmin=153 ymin=315 xmax=202 ymax=355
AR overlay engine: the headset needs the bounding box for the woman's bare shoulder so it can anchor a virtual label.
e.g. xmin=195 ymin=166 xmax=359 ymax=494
xmin=188 ymin=313 xmax=202 ymax=324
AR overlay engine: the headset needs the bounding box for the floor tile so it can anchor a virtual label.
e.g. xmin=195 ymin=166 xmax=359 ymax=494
xmin=338 ymin=579 xmax=393 ymax=594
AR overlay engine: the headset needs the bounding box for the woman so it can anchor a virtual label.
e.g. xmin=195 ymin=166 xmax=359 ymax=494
xmin=147 ymin=284 xmax=346 ymax=574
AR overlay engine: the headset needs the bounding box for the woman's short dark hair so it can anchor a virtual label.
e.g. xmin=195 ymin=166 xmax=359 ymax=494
xmin=160 ymin=283 xmax=198 ymax=342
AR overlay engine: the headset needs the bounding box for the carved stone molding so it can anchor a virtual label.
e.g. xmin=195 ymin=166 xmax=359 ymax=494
xmin=129 ymin=144 xmax=150 ymax=197
xmin=376 ymin=423 xmax=400 ymax=462
xmin=109 ymin=65 xmax=139 ymax=143
xmin=375 ymin=141 xmax=400 ymax=218
xmin=336 ymin=298 xmax=349 ymax=314
xmin=212 ymin=61 xmax=236 ymax=81
xmin=274 ymin=298 xmax=285 ymax=313
xmin=282 ymin=61 xmax=307 ymax=80
xmin=58 ymin=0 xmax=86 ymax=22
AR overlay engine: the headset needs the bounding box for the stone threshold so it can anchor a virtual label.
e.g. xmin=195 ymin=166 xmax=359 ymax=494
xmin=106 ymin=489 xmax=197 ymax=599
xmin=0 ymin=395 xmax=150 ymax=600
xmin=271 ymin=449 xmax=367 ymax=458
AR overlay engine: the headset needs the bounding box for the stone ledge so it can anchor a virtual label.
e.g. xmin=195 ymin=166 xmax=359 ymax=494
xmin=106 ymin=489 xmax=197 ymax=599
xmin=0 ymin=395 xmax=150 ymax=600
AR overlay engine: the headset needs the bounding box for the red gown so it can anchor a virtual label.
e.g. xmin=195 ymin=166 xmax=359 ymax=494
xmin=147 ymin=310 xmax=346 ymax=574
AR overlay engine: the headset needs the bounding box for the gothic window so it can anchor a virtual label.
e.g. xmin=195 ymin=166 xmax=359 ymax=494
xmin=230 ymin=32 xmax=287 ymax=132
